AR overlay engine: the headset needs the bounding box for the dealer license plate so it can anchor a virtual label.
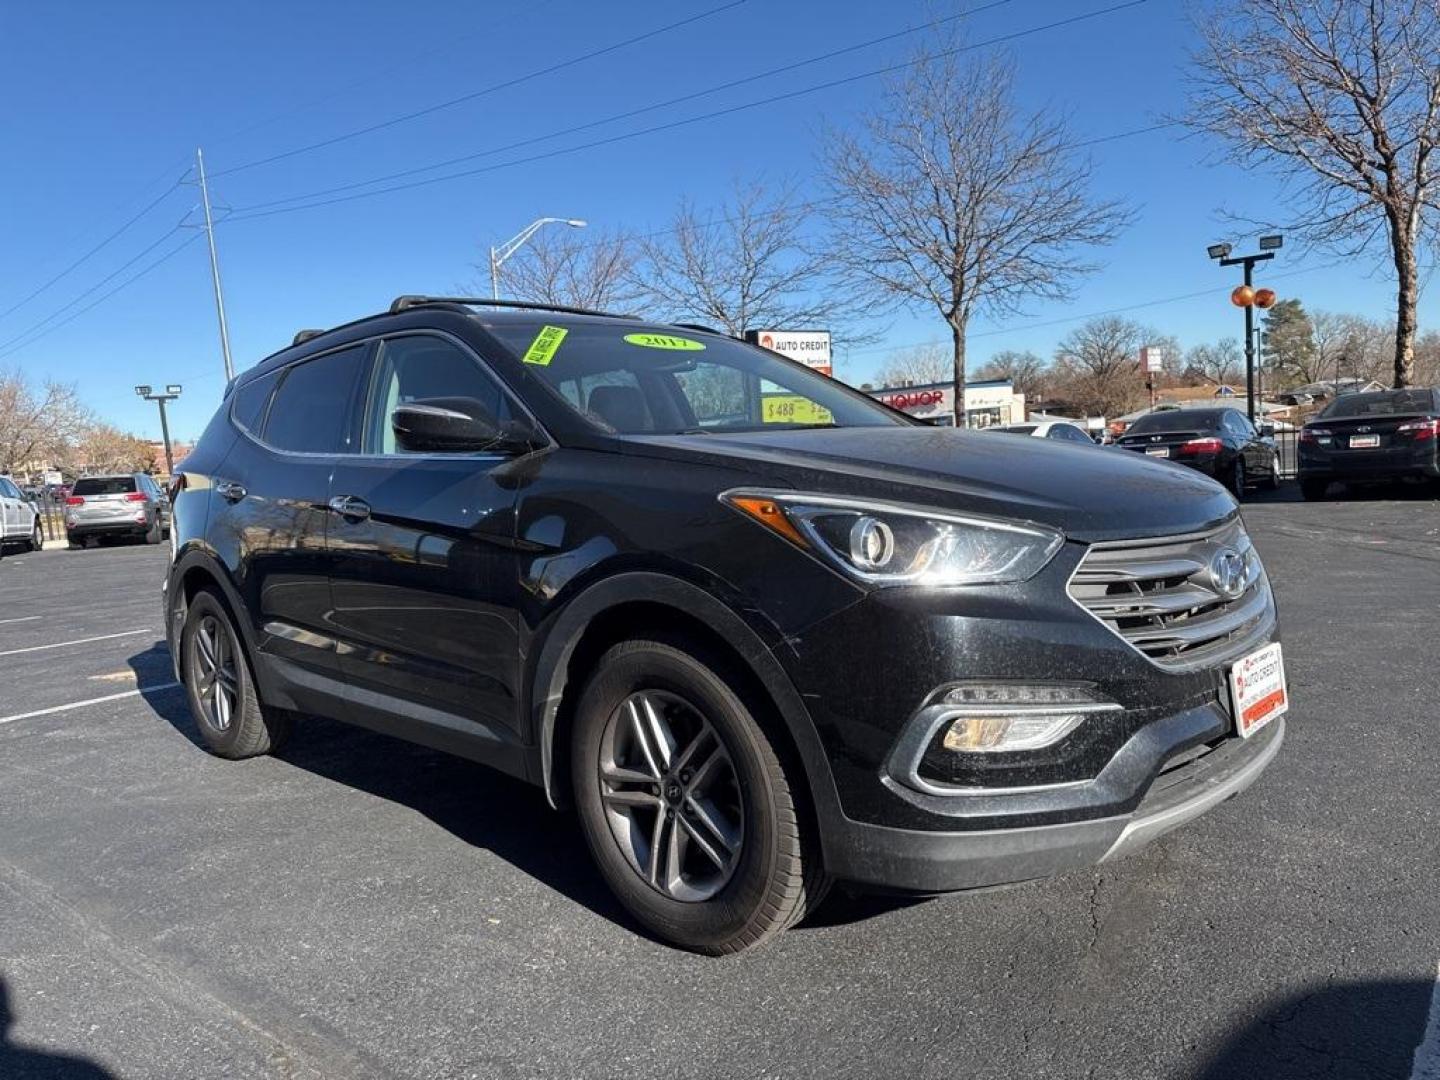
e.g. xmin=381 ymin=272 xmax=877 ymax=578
xmin=1145 ymin=447 xmax=1170 ymax=457
xmin=1228 ymin=642 xmax=1288 ymax=738
xmin=1350 ymin=434 xmax=1380 ymax=448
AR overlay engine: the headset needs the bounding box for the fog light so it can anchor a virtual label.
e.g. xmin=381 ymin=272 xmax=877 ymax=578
xmin=936 ymin=683 xmax=1114 ymax=754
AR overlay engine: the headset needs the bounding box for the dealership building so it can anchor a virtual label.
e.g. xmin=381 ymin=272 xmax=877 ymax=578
xmin=866 ymin=379 xmax=1026 ymax=427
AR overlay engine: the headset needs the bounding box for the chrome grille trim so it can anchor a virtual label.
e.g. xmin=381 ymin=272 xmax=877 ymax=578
xmin=1066 ymin=518 xmax=1273 ymax=672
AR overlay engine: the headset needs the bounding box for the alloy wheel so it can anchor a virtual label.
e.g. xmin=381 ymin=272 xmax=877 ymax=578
xmin=597 ymin=689 xmax=744 ymax=902
xmin=192 ymin=614 xmax=239 ymax=732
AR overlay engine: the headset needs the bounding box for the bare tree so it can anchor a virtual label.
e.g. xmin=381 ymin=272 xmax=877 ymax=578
xmin=487 ymin=227 xmax=641 ymax=311
xmin=822 ymin=38 xmax=1130 ymax=425
xmin=1052 ymin=317 xmax=1148 ymax=417
xmin=69 ymin=423 xmax=155 ymax=475
xmin=873 ymin=342 xmax=951 ymax=387
xmin=974 ymin=349 xmax=1050 ymax=403
xmin=631 ymin=180 xmax=845 ymax=337
xmin=1184 ymin=0 xmax=1440 ymax=387
xmin=1185 ymin=339 xmax=1245 ymax=385
xmin=0 ymin=371 xmax=90 ymax=477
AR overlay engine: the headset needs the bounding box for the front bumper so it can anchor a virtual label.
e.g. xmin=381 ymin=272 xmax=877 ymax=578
xmin=824 ymin=714 xmax=1283 ymax=892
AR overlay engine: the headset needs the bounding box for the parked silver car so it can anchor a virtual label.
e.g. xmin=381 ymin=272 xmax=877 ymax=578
xmin=64 ymin=473 xmax=171 ymax=547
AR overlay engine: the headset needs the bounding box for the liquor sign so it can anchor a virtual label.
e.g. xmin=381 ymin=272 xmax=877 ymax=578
xmin=748 ymin=329 xmax=833 ymax=377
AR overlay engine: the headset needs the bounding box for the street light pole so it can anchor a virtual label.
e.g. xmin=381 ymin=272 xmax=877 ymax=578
xmin=1209 ymin=235 xmax=1283 ymax=423
xmin=488 ymin=216 xmax=587 ymax=299
xmin=135 ymin=385 xmax=183 ymax=475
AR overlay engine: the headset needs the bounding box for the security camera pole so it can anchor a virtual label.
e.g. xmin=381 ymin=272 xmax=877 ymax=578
xmin=135 ymin=384 xmax=183 ymax=475
xmin=1208 ymin=236 xmax=1283 ymax=422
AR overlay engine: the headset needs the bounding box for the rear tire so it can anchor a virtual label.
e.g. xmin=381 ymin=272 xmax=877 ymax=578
xmin=1230 ymin=459 xmax=1247 ymax=500
xmin=1264 ymin=456 xmax=1281 ymax=490
xmin=181 ymin=589 xmax=291 ymax=758
xmin=1300 ymin=479 xmax=1329 ymax=501
xmin=571 ymin=638 xmax=829 ymax=954
xmin=25 ymin=520 xmax=42 ymax=551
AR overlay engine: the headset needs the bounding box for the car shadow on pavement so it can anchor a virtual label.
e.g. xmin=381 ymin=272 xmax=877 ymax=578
xmin=1195 ymin=978 xmax=1434 ymax=1079
xmin=0 ymin=977 xmax=117 ymax=1079
xmin=128 ymin=639 xmax=925 ymax=940
xmin=127 ymin=643 xmax=634 ymax=931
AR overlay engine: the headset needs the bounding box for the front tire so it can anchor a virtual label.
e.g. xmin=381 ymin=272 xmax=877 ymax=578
xmin=181 ymin=589 xmax=291 ymax=758
xmin=143 ymin=515 xmax=162 ymax=544
xmin=571 ymin=638 xmax=828 ymax=954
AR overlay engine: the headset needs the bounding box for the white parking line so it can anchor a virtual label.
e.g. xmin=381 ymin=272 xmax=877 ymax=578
xmin=0 ymin=615 xmax=43 ymax=625
xmin=0 ymin=683 xmax=181 ymax=726
xmin=1412 ymin=960 xmax=1440 ymax=1080
xmin=0 ymin=628 xmax=153 ymax=657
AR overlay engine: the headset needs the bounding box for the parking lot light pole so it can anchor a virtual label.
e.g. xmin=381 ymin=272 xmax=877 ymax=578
xmin=1209 ymin=236 xmax=1283 ymax=422
xmin=489 ymin=217 xmax=587 ymax=299
xmin=135 ymin=384 xmax=182 ymax=475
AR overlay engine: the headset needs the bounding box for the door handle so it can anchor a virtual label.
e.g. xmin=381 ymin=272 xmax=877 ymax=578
xmin=216 ymin=481 xmax=247 ymax=502
xmin=328 ymin=495 xmax=371 ymax=521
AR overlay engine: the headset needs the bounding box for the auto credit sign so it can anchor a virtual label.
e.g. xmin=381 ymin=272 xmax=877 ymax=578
xmin=748 ymin=329 xmax=833 ymax=376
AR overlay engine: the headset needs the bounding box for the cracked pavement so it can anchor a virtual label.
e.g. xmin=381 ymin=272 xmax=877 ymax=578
xmin=1 ymin=487 xmax=1438 ymax=1079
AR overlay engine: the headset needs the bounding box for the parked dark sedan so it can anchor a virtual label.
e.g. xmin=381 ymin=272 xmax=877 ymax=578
xmin=1297 ymin=387 xmax=1440 ymax=500
xmin=1114 ymin=407 xmax=1280 ymax=498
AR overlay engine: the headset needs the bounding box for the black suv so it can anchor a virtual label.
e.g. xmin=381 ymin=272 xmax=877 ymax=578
xmin=165 ymin=297 xmax=1288 ymax=954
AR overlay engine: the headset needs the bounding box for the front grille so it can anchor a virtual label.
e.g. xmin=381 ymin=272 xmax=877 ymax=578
xmin=1067 ymin=518 xmax=1272 ymax=671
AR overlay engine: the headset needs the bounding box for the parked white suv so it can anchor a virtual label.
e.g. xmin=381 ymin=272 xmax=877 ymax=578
xmin=0 ymin=476 xmax=43 ymax=555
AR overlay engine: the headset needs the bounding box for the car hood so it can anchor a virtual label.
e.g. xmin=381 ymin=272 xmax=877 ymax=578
xmin=623 ymin=426 xmax=1237 ymax=543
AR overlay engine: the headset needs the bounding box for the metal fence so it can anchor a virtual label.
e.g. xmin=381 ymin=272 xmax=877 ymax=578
xmin=30 ymin=490 xmax=69 ymax=544
xmin=1275 ymin=428 xmax=1300 ymax=480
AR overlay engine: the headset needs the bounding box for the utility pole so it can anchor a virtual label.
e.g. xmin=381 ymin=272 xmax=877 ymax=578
xmin=135 ymin=385 xmax=182 ymax=475
xmin=196 ymin=149 xmax=234 ymax=382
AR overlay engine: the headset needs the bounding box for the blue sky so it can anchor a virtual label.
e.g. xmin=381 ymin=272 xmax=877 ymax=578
xmin=0 ymin=0 xmax=1431 ymax=442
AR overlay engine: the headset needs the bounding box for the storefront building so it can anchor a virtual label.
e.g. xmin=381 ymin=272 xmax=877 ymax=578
xmin=867 ymin=379 xmax=1026 ymax=428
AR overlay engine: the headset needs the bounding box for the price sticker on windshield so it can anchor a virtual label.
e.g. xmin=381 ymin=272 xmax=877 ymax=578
xmin=521 ymin=325 xmax=568 ymax=366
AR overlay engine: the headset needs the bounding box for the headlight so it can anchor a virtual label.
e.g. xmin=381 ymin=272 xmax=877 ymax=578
xmin=721 ymin=489 xmax=1063 ymax=587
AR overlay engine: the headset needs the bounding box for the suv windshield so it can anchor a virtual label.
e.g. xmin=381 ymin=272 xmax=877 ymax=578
xmin=482 ymin=320 xmax=908 ymax=434
xmin=1319 ymin=389 xmax=1436 ymax=418
xmin=72 ymin=476 xmax=137 ymax=496
xmin=1124 ymin=411 xmax=1223 ymax=434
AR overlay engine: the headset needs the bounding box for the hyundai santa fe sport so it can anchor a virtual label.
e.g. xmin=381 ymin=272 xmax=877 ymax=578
xmin=164 ymin=296 xmax=1289 ymax=954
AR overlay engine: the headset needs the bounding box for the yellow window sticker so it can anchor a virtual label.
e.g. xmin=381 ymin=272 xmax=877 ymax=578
xmin=623 ymin=332 xmax=705 ymax=351
xmin=522 ymin=325 xmax=568 ymax=366
xmin=762 ymin=396 xmax=833 ymax=425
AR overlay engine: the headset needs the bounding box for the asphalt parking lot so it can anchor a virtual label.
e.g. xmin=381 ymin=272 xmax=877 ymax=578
xmin=2 ymin=488 xmax=1438 ymax=1080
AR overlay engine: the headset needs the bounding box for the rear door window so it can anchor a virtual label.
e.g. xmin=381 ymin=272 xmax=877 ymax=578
xmin=72 ymin=477 xmax=137 ymax=496
xmin=263 ymin=346 xmax=367 ymax=454
xmin=231 ymin=369 xmax=280 ymax=433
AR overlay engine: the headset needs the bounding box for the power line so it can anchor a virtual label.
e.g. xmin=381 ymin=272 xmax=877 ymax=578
xmin=210 ymin=0 xmax=753 ymax=179
xmin=844 ymin=258 xmax=1352 ymax=360
xmin=206 ymin=0 xmax=560 ymax=150
xmin=0 ymin=174 xmax=188 ymax=324
xmin=229 ymin=0 xmax=1021 ymax=214
xmin=0 ymin=225 xmax=189 ymax=359
xmin=223 ymin=0 xmax=1152 ymax=224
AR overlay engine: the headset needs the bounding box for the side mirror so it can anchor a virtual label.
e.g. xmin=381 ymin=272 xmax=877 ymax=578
xmin=1260 ymin=423 xmax=1276 ymax=438
xmin=392 ymin=397 xmax=536 ymax=454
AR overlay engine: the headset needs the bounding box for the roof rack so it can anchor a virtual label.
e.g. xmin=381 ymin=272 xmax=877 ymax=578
xmin=291 ymin=329 xmax=326 ymax=345
xmin=388 ymin=295 xmax=631 ymax=319
xmin=671 ymin=322 xmax=727 ymax=336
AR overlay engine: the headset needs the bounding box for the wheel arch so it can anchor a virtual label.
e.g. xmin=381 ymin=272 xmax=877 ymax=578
xmin=167 ymin=548 xmax=260 ymax=684
xmin=529 ymin=573 xmax=844 ymax=844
